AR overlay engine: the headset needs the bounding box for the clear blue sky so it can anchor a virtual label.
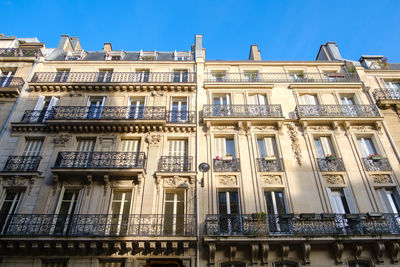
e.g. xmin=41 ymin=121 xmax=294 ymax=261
xmin=1 ymin=0 xmax=399 ymax=62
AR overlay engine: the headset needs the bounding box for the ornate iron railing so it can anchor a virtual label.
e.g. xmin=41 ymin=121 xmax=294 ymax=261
xmin=362 ymin=157 xmax=392 ymax=171
xmin=296 ymin=105 xmax=380 ymax=118
xmin=20 ymin=110 xmax=48 ymax=123
xmin=30 ymin=72 xmax=196 ymax=83
xmin=213 ymin=158 xmax=240 ymax=172
xmin=0 ymin=76 xmax=24 ymax=88
xmin=204 ymin=213 xmax=400 ymax=236
xmin=0 ymin=214 xmax=195 ymax=236
xmin=203 ymin=105 xmax=283 ymax=118
xmin=373 ymin=88 xmax=400 ymax=101
xmin=317 ymin=158 xmax=345 ymax=172
xmin=2 ymin=155 xmax=41 ymax=172
xmin=204 ymin=72 xmax=359 ymax=83
xmin=54 ymin=152 xmax=146 ymax=169
xmin=47 ymin=106 xmax=167 ymax=121
xmin=158 ymin=156 xmax=193 ymax=172
xmin=0 ymin=48 xmax=42 ymax=57
xmin=256 ymin=158 xmax=283 ymax=172
xmin=166 ymin=111 xmax=196 ymax=124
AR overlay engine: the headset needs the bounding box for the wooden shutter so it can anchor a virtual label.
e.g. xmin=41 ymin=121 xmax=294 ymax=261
xmin=320 ymin=137 xmax=333 ymax=156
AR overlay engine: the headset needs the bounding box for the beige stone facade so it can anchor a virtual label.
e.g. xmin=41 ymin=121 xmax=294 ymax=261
xmin=0 ymin=35 xmax=399 ymax=267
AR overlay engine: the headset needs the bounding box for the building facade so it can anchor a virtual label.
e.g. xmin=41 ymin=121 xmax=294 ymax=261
xmin=0 ymin=35 xmax=399 ymax=267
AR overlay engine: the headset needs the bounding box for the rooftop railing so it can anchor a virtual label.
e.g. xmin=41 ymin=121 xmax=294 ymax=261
xmin=205 ymin=213 xmax=400 ymax=236
xmin=0 ymin=48 xmax=42 ymax=57
xmin=2 ymin=155 xmax=41 ymax=172
xmin=30 ymin=72 xmax=196 ymax=83
xmin=53 ymin=152 xmax=146 ymax=169
xmin=1 ymin=214 xmax=195 ymax=237
xmin=317 ymin=158 xmax=345 ymax=172
xmin=373 ymin=88 xmax=400 ymax=101
xmin=203 ymin=104 xmax=283 ymax=118
xmin=158 ymin=156 xmax=193 ymax=172
xmin=296 ymin=105 xmax=380 ymax=118
xmin=204 ymin=72 xmax=359 ymax=83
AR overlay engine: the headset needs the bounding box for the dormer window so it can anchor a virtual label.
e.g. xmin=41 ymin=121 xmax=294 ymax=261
xmin=210 ymin=72 xmax=226 ymax=82
xmin=66 ymin=51 xmax=86 ymax=61
xmin=243 ymin=71 xmax=259 ymax=82
xmin=105 ymin=51 xmax=124 ymax=61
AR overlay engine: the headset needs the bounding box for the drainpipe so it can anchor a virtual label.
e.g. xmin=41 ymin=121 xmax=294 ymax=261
xmin=0 ymin=57 xmax=39 ymax=142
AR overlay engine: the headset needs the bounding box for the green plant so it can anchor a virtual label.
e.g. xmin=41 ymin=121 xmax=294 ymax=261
xmin=378 ymin=57 xmax=388 ymax=69
xmin=141 ymin=56 xmax=154 ymax=61
xmin=297 ymin=70 xmax=304 ymax=78
xmin=347 ymin=65 xmax=357 ymax=73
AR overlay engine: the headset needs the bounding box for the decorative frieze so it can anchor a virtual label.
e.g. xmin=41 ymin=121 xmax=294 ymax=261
xmin=164 ymin=176 xmax=189 ymax=188
xmin=287 ymin=123 xmax=302 ymax=166
xmin=145 ymin=133 xmax=162 ymax=145
xmin=261 ymin=174 xmax=282 ymax=185
xmin=54 ymin=134 xmax=71 ymax=146
xmin=324 ymin=174 xmax=345 ymax=185
xmin=371 ymin=174 xmax=392 ymax=184
xmin=307 ymin=125 xmax=332 ymax=131
xmin=217 ymin=175 xmax=237 ymax=186
xmin=253 ymin=125 xmax=276 ymax=131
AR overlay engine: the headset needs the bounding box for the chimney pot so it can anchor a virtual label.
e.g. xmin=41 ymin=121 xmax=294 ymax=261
xmin=103 ymin=43 xmax=112 ymax=52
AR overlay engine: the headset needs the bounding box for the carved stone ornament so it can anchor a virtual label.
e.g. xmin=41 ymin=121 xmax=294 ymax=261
xmin=4 ymin=175 xmax=30 ymax=187
xmin=54 ymin=134 xmax=71 ymax=146
xmin=262 ymin=175 xmax=282 ymax=185
xmin=214 ymin=126 xmax=235 ymax=131
xmin=307 ymin=125 xmax=331 ymax=131
xmin=324 ymin=174 xmax=345 ymax=185
xmin=145 ymin=133 xmax=162 ymax=145
xmin=253 ymin=125 xmax=276 ymax=131
xmin=218 ymin=175 xmax=237 ymax=186
xmin=371 ymin=174 xmax=392 ymax=184
xmin=287 ymin=123 xmax=302 ymax=166
xmin=99 ymin=134 xmax=116 ymax=144
xmin=351 ymin=125 xmax=375 ymax=132
xmin=164 ymin=176 xmax=188 ymax=187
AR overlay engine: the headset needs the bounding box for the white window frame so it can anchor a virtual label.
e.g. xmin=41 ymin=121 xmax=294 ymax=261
xmin=108 ymin=189 xmax=133 ymax=236
xmin=163 ymin=189 xmax=186 ymax=235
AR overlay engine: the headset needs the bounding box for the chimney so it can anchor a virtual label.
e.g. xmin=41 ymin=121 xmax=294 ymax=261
xmin=194 ymin=34 xmax=203 ymax=59
xmin=70 ymin=37 xmax=82 ymax=51
xmin=249 ymin=45 xmax=261 ymax=60
xmin=316 ymin=42 xmax=342 ymax=61
xmin=103 ymin=43 xmax=112 ymax=52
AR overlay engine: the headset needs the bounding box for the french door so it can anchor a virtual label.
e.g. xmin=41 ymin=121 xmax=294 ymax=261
xmin=75 ymin=139 xmax=95 ymax=167
xmin=87 ymin=96 xmax=105 ymax=119
xmin=173 ymin=70 xmax=188 ymax=82
xmin=163 ymin=190 xmax=185 ymax=235
xmin=213 ymin=94 xmax=231 ymax=116
xmin=314 ymin=136 xmax=335 ymax=158
xmin=22 ymin=139 xmax=43 ymax=171
xmin=265 ymin=191 xmax=288 ymax=233
xmin=170 ymin=97 xmax=188 ymax=122
xmin=218 ymin=191 xmax=241 ymax=234
xmin=33 ymin=96 xmax=59 ymax=122
xmin=357 ymin=137 xmax=377 ymax=157
xmin=128 ymin=97 xmax=145 ymax=119
xmin=0 ymin=191 xmax=23 ymax=234
xmin=167 ymin=140 xmax=188 ymax=171
xmin=0 ymin=71 xmax=14 ymax=87
xmin=53 ymin=189 xmax=81 ymax=235
xmin=109 ymin=190 xmax=132 ymax=235
xmin=341 ymin=95 xmax=357 ymax=116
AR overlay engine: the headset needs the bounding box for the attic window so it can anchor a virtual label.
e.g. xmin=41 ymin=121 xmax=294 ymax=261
xmin=111 ymin=55 xmax=121 ymax=60
xmin=105 ymin=52 xmax=124 ymax=61
xmin=141 ymin=56 xmax=155 ymax=61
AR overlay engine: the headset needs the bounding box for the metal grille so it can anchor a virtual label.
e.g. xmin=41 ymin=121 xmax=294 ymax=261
xmin=0 ymin=76 xmax=24 ymax=88
xmin=0 ymin=48 xmax=42 ymax=57
xmin=203 ymin=105 xmax=282 ymax=118
xmin=317 ymin=158 xmax=345 ymax=172
xmin=2 ymin=155 xmax=41 ymax=172
xmin=373 ymin=88 xmax=400 ymax=100
xmin=361 ymin=158 xmax=392 ymax=171
xmin=158 ymin=156 xmax=193 ymax=172
xmin=213 ymin=158 xmax=241 ymax=172
xmin=256 ymin=158 xmax=283 ymax=172
xmin=296 ymin=105 xmax=380 ymax=118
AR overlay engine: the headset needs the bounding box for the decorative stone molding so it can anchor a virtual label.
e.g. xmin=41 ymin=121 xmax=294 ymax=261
xmin=261 ymin=175 xmax=282 ymax=185
xmin=151 ymin=91 xmax=164 ymax=96
xmin=253 ymin=125 xmax=276 ymax=131
xmin=281 ymin=244 xmax=290 ymax=260
xmin=371 ymin=174 xmax=392 ymax=184
xmin=324 ymin=174 xmax=345 ymax=185
xmin=390 ymin=241 xmax=400 ymax=263
xmin=99 ymin=134 xmax=116 ymax=145
xmin=303 ymin=242 xmax=311 ymax=265
xmin=261 ymin=242 xmax=269 ymax=265
xmin=145 ymin=133 xmax=162 ymax=146
xmin=237 ymin=121 xmax=251 ymax=135
xmin=214 ymin=126 xmax=235 ymax=131
xmin=375 ymin=242 xmax=385 ymax=263
xmin=333 ymin=242 xmax=344 ymax=264
xmin=229 ymin=245 xmax=237 ymax=262
xmin=217 ymin=175 xmax=237 ymax=186
xmin=208 ymin=243 xmax=216 ymax=265
xmin=307 ymin=125 xmax=331 ymax=131
xmin=54 ymin=134 xmax=71 ymax=146
xmin=1 ymin=175 xmax=36 ymax=194
xmin=350 ymin=125 xmax=375 ymax=132
xmin=164 ymin=176 xmax=189 ymax=188
xmin=287 ymin=123 xmax=302 ymax=166
xmin=251 ymin=243 xmax=259 ymax=265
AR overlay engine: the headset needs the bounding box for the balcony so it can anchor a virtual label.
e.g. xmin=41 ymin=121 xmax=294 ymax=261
xmin=373 ymin=88 xmax=400 ymax=108
xmin=256 ymin=158 xmax=283 ymax=172
xmin=213 ymin=158 xmax=240 ymax=172
xmin=204 ymin=72 xmax=359 ymax=83
xmin=0 ymin=48 xmax=42 ymax=57
xmin=29 ymin=72 xmax=197 ymax=92
xmin=158 ymin=156 xmax=193 ymax=172
xmin=1 ymin=214 xmax=195 ymax=237
xmin=205 ymin=213 xmax=400 ymax=237
xmin=2 ymin=155 xmax=41 ymax=172
xmin=0 ymin=76 xmax=25 ymax=97
xmin=296 ymin=105 xmax=380 ymax=119
xmin=317 ymin=158 xmax=345 ymax=172
xmin=203 ymin=105 xmax=283 ymax=119
xmin=54 ymin=151 xmax=145 ymax=169
xmin=362 ymin=157 xmax=392 ymax=172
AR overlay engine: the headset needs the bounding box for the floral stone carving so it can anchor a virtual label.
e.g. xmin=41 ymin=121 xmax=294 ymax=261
xmin=164 ymin=176 xmax=188 ymax=187
xmin=371 ymin=174 xmax=392 ymax=184
xmin=324 ymin=174 xmax=345 ymax=185
xmin=145 ymin=133 xmax=162 ymax=145
xmin=218 ymin=175 xmax=237 ymax=186
xmin=287 ymin=123 xmax=302 ymax=166
xmin=54 ymin=134 xmax=71 ymax=146
xmin=262 ymin=175 xmax=282 ymax=185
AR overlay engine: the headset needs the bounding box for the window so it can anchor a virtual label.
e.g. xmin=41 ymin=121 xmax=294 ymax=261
xmin=99 ymin=260 xmax=125 ymax=267
xmin=128 ymin=97 xmax=145 ymax=119
xmin=173 ymin=70 xmax=188 ymax=82
xmin=164 ymin=190 xmax=185 ymax=235
xmin=357 ymin=137 xmax=377 ymax=157
xmin=0 ymin=69 xmax=15 ymax=87
xmin=109 ymin=190 xmax=132 ymax=235
xmin=249 ymin=94 xmax=267 ymax=105
xmin=324 ymin=71 xmax=344 ymax=82
xmin=314 ymin=136 xmax=335 ymax=158
xmin=33 ymin=95 xmax=59 ymax=122
xmin=300 ymin=94 xmax=319 ymax=105
xmin=98 ymin=69 xmax=113 ymax=82
xmin=376 ymin=188 xmax=400 ymax=213
xmin=265 ymin=191 xmax=287 ymax=215
xmin=42 ymin=260 xmax=68 ymax=267
xmin=23 ymin=139 xmax=43 ymax=156
xmin=243 ymin=71 xmax=259 ymax=82
xmin=218 ymin=191 xmax=241 ymax=234
xmin=289 ymin=71 xmax=304 ymax=82
xmin=221 ymin=262 xmax=246 ymax=267
xmin=86 ymin=96 xmax=106 ymax=119
xmin=215 ymin=137 xmax=235 ymax=159
xmin=170 ymin=97 xmax=188 ymax=122
xmin=53 ymin=189 xmax=81 ymax=235
xmin=257 ymin=137 xmax=277 ymax=158
xmin=136 ymin=69 xmax=150 ymax=82
xmin=213 ymin=94 xmax=231 ymax=116
xmin=121 ymin=139 xmax=140 ymax=153
xmin=210 ymin=72 xmax=226 ymax=82
xmin=54 ymin=69 xmax=70 ymax=82
xmin=76 ymin=138 xmax=95 ymax=152
xmin=348 ymin=262 xmax=371 ymax=267
xmin=326 ymin=188 xmax=357 ymax=213
xmin=0 ymin=190 xmax=24 ymax=234
xmin=384 ymin=80 xmax=400 ymax=98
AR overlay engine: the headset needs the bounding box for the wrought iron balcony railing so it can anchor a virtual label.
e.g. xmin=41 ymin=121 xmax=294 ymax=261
xmin=158 ymin=156 xmax=193 ymax=172
xmin=0 ymin=214 xmax=195 ymax=236
xmin=0 ymin=48 xmax=42 ymax=57
xmin=205 ymin=213 xmax=400 ymax=236
xmin=256 ymin=158 xmax=283 ymax=172
xmin=30 ymin=72 xmax=196 ymax=83
xmin=296 ymin=105 xmax=380 ymax=118
xmin=0 ymin=76 xmax=24 ymax=88
xmin=203 ymin=104 xmax=283 ymax=118
xmin=204 ymin=72 xmax=359 ymax=83
xmin=317 ymin=158 xmax=345 ymax=172
xmin=373 ymin=88 xmax=400 ymax=101
xmin=362 ymin=157 xmax=392 ymax=171
xmin=166 ymin=110 xmax=196 ymax=124
xmin=2 ymin=155 xmax=41 ymax=172
xmin=213 ymin=158 xmax=240 ymax=172
xmin=54 ymin=152 xmax=146 ymax=169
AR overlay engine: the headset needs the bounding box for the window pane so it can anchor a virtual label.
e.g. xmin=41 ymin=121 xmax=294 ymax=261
xmin=265 ymin=191 xmax=274 ymax=214
xmin=229 ymin=192 xmax=239 ymax=214
xmin=225 ymin=139 xmax=235 ymax=157
xmin=257 ymin=138 xmax=267 ymax=158
xmin=274 ymin=192 xmax=287 ymax=214
xmin=314 ymin=138 xmax=325 ymax=158
xmin=218 ymin=192 xmax=227 ymax=214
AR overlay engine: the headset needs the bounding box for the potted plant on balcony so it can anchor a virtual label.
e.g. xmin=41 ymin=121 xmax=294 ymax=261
xmin=222 ymin=154 xmax=233 ymax=161
xmin=325 ymin=154 xmax=336 ymax=162
xmin=368 ymin=153 xmax=381 ymax=161
xmin=297 ymin=70 xmax=305 ymax=79
xmin=213 ymin=73 xmax=225 ymax=82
